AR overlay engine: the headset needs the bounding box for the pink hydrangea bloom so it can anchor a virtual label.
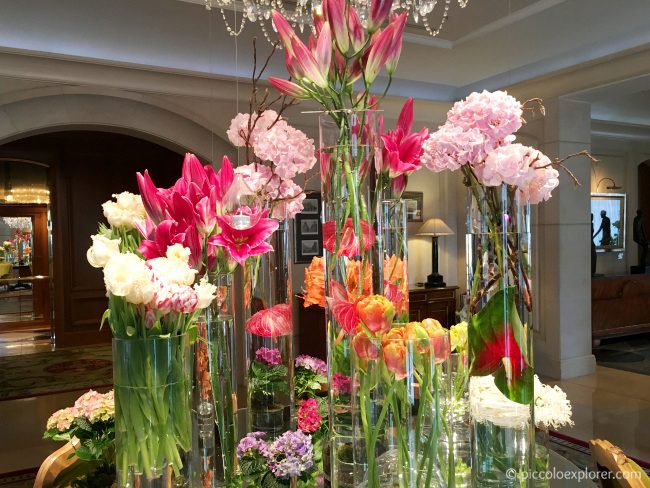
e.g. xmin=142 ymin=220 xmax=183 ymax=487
xmin=46 ymin=406 xmax=79 ymax=432
xmin=227 ymin=111 xmax=280 ymax=148
xmin=477 ymin=143 xmax=536 ymax=187
xmin=254 ymin=119 xmax=317 ymax=179
xmin=235 ymin=164 xmax=279 ymax=196
xmin=518 ymin=152 xmax=559 ymax=204
xmin=421 ymin=125 xmax=488 ymax=173
xmin=332 ymin=373 xmax=352 ymax=395
xmin=447 ymin=90 xmax=523 ymax=146
xmin=272 ymin=179 xmax=306 ymax=219
xmin=74 ymin=390 xmax=115 ymax=423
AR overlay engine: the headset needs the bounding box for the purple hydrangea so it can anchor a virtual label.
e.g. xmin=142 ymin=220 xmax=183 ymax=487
xmin=266 ymin=430 xmax=314 ymax=479
xmin=236 ymin=431 xmax=267 ymax=458
xmin=295 ymin=355 xmax=327 ymax=376
xmin=255 ymin=347 xmax=282 ymax=366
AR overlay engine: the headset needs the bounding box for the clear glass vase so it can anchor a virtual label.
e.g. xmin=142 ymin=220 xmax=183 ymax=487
xmin=534 ymin=429 xmax=551 ymax=488
xmin=244 ymin=219 xmax=294 ymax=440
xmin=191 ymin=273 xmax=238 ymax=487
xmin=351 ymin=332 xmax=452 ymax=488
xmin=319 ymin=110 xmax=383 ymax=488
xmin=378 ymin=199 xmax=409 ymax=323
xmin=466 ymin=184 xmax=535 ymax=487
xmin=113 ymin=334 xmax=192 ymax=488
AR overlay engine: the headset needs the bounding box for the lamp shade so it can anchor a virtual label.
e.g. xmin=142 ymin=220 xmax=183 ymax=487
xmin=416 ymin=218 xmax=454 ymax=237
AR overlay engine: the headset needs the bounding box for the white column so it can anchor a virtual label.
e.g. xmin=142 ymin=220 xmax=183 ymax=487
xmin=534 ymin=98 xmax=597 ymax=379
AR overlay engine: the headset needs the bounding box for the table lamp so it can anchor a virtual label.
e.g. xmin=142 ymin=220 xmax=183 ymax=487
xmin=416 ymin=218 xmax=454 ymax=288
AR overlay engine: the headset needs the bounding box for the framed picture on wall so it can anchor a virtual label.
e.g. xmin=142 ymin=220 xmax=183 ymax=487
xmin=591 ymin=192 xmax=626 ymax=252
xmin=402 ymin=191 xmax=424 ymax=222
xmin=294 ymin=192 xmax=323 ymax=263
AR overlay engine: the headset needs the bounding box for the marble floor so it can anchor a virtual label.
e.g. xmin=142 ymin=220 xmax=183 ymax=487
xmin=545 ymin=365 xmax=650 ymax=463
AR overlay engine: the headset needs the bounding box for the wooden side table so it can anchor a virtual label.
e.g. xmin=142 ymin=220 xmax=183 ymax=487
xmin=408 ymin=286 xmax=458 ymax=327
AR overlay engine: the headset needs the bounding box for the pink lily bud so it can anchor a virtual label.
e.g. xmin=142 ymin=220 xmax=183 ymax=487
xmin=291 ymin=36 xmax=329 ymax=88
xmin=348 ymin=8 xmax=366 ymax=52
xmin=315 ymin=22 xmax=332 ymax=80
xmin=195 ymin=196 xmax=217 ymax=234
xmin=397 ymin=97 xmax=414 ymax=133
xmin=285 ymin=48 xmax=304 ymax=80
xmin=269 ymin=77 xmax=311 ymax=99
xmin=364 ymin=26 xmax=393 ymax=84
xmin=323 ymin=0 xmax=349 ymax=54
xmin=368 ymin=0 xmax=393 ymax=32
xmin=215 ymin=156 xmax=235 ymax=203
xmin=137 ymin=170 xmax=166 ymax=224
xmin=347 ymin=58 xmax=363 ymax=85
xmin=272 ymin=10 xmax=296 ymax=53
xmin=182 ymin=153 xmax=206 ymax=185
xmin=313 ymin=6 xmax=325 ymax=34
xmin=385 ymin=12 xmax=407 ymax=75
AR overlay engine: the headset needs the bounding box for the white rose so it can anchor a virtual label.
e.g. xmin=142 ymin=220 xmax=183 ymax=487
xmin=101 ymin=192 xmax=146 ymax=229
xmin=103 ymin=253 xmax=155 ymax=304
xmin=194 ymin=278 xmax=217 ymax=309
xmin=87 ymin=235 xmax=121 ymax=268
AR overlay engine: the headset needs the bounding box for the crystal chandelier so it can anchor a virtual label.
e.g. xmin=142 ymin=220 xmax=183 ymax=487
xmin=2 ymin=217 xmax=33 ymax=232
xmin=204 ymin=0 xmax=468 ymax=42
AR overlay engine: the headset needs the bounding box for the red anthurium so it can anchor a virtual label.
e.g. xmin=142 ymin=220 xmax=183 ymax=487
xmin=211 ymin=206 xmax=279 ymax=266
xmin=246 ymin=303 xmax=293 ymax=337
xmin=326 ymin=281 xmax=360 ymax=334
xmin=322 ymin=218 xmax=376 ymax=258
xmin=472 ymin=325 xmax=527 ymax=380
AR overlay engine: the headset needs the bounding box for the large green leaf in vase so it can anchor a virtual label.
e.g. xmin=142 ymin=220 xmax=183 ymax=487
xmin=469 ymin=287 xmax=534 ymax=404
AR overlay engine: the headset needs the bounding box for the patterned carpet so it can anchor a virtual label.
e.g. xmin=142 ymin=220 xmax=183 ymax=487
xmin=0 ymin=344 xmax=113 ymax=400
xmin=594 ymin=333 xmax=650 ymax=376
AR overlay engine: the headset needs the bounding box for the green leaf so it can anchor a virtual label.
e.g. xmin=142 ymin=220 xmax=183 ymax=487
xmin=99 ymin=309 xmax=110 ymax=331
xmin=239 ymin=455 xmax=266 ymax=477
xmin=469 ymin=287 xmax=533 ymax=404
xmin=261 ymin=473 xmax=291 ymax=488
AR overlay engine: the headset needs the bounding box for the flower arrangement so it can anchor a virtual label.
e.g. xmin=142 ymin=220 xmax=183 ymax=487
xmin=351 ymin=312 xmax=452 ymax=487
xmin=236 ymin=430 xmax=318 ymax=487
xmin=44 ymin=390 xmax=115 ymax=488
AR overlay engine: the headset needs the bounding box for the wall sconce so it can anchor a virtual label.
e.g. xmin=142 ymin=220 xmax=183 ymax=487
xmin=596 ymin=177 xmax=622 ymax=191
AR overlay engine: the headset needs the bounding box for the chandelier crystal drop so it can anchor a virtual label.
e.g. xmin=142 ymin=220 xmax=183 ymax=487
xmin=205 ymin=0 xmax=468 ymax=42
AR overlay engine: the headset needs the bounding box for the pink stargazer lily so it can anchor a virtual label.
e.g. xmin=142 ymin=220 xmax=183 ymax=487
xmin=364 ymin=26 xmax=394 ymax=84
xmin=380 ymin=97 xmax=429 ymax=178
xmin=246 ymin=303 xmax=293 ymax=337
xmin=348 ymin=9 xmax=366 ymax=52
xmin=315 ymin=22 xmax=332 ymax=77
xmin=211 ymin=206 xmax=279 ymax=266
xmin=290 ymin=36 xmax=329 ymax=88
xmin=137 ymin=170 xmax=167 ymax=224
xmin=272 ymin=11 xmax=296 ymax=54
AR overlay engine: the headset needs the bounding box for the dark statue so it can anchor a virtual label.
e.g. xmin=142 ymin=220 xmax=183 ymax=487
xmin=593 ymin=209 xmax=612 ymax=246
xmin=633 ymin=209 xmax=649 ymax=268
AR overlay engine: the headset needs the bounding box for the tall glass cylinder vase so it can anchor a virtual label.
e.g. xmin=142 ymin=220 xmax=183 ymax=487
xmin=113 ymin=334 xmax=192 ymax=488
xmin=351 ymin=332 xmax=451 ymax=488
xmin=319 ymin=110 xmax=382 ymax=488
xmin=191 ymin=273 xmax=238 ymax=487
xmin=465 ymin=184 xmax=535 ymax=487
xmin=378 ymin=199 xmax=409 ymax=322
xmin=244 ymin=219 xmax=294 ymax=440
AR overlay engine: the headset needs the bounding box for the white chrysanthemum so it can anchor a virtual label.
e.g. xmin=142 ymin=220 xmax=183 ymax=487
xmin=534 ymin=375 xmax=573 ymax=430
xmin=103 ymin=253 xmax=155 ymax=305
xmin=86 ymin=234 xmax=121 ymax=268
xmin=469 ymin=375 xmax=531 ymax=429
xmin=193 ymin=277 xmax=218 ymax=309
xmin=101 ymin=192 xmax=146 ymax=229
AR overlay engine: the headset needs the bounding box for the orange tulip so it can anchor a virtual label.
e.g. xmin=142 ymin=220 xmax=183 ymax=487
xmin=382 ymin=327 xmax=407 ymax=379
xmin=356 ymin=294 xmax=394 ymax=334
xmin=352 ymin=325 xmax=380 ymax=361
xmin=422 ymin=318 xmax=450 ymax=364
xmin=346 ymin=259 xmax=372 ymax=302
xmin=404 ymin=321 xmax=431 ymax=354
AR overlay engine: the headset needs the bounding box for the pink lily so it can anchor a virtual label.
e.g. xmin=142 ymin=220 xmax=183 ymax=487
xmin=347 ymin=8 xmax=366 ymax=52
xmin=368 ymin=0 xmax=393 ymax=32
xmin=246 ymin=303 xmax=293 ymax=337
xmin=269 ymin=77 xmax=311 ymax=99
xmin=137 ymin=170 xmax=167 ymax=224
xmin=313 ymin=7 xmax=325 ymax=34
xmin=181 ymin=153 xmax=207 ymax=186
xmin=291 ymin=36 xmax=329 ymax=88
xmin=385 ymin=12 xmax=407 ymax=75
xmin=211 ymin=206 xmax=279 ymax=265
xmin=138 ymin=219 xmax=187 ymax=260
xmin=323 ymin=0 xmax=349 ymax=54
xmin=195 ymin=196 xmax=217 ymax=234
xmin=215 ymin=156 xmax=235 ymax=203
xmin=326 ymin=281 xmax=360 ymax=334
xmin=380 ymin=97 xmax=429 ymax=178
xmin=284 ymin=48 xmax=304 ymax=80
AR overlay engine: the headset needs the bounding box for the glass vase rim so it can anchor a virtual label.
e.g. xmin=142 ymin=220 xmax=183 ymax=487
xmin=112 ymin=333 xmax=189 ymax=343
xmin=304 ymin=109 xmax=384 ymax=115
